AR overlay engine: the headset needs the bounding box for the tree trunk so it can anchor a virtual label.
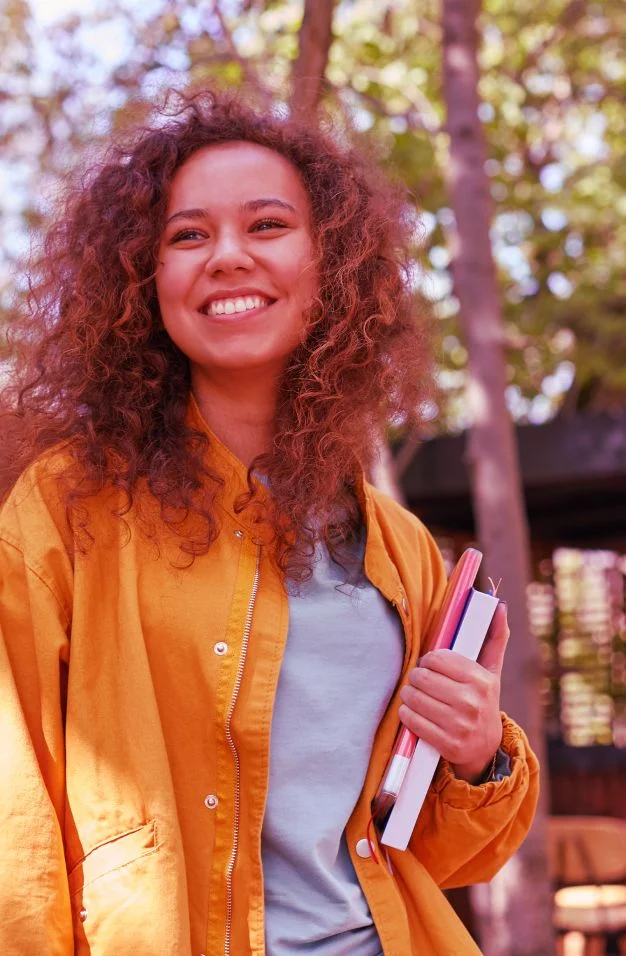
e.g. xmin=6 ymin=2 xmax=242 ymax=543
xmin=441 ymin=1 xmax=555 ymax=953
xmin=290 ymin=0 xmax=404 ymax=504
xmin=290 ymin=0 xmax=335 ymax=116
xmin=369 ymin=436 xmax=406 ymax=504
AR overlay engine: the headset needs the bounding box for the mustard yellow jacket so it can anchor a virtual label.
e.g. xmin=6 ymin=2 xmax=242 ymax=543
xmin=0 ymin=398 xmax=539 ymax=956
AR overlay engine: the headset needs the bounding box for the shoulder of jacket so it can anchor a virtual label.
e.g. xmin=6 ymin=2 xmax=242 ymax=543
xmin=0 ymin=440 xmax=77 ymax=545
xmin=362 ymin=479 xmax=433 ymax=546
xmin=2 ymin=439 xmax=75 ymax=504
xmin=363 ymin=480 xmax=448 ymax=624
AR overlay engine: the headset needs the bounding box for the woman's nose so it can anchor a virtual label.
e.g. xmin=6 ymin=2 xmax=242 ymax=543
xmin=206 ymin=232 xmax=254 ymax=275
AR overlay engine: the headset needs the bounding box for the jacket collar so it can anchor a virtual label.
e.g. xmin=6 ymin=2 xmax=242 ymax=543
xmin=185 ymin=392 xmax=260 ymax=502
xmin=185 ymin=393 xmax=404 ymax=602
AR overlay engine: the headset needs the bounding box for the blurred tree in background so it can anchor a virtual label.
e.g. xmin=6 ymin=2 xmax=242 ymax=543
xmin=1 ymin=0 xmax=625 ymax=428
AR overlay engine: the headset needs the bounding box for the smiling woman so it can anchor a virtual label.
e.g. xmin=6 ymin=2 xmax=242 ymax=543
xmin=155 ymin=141 xmax=318 ymax=461
xmin=0 ymin=88 xmax=434 ymax=577
xmin=0 ymin=88 xmax=539 ymax=956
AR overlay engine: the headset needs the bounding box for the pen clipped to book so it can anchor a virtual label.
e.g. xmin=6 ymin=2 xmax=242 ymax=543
xmin=371 ymin=548 xmax=501 ymax=852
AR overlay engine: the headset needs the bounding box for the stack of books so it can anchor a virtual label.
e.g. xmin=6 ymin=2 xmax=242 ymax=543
xmin=371 ymin=548 xmax=500 ymax=851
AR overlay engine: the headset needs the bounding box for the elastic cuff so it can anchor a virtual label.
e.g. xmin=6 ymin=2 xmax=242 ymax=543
xmin=429 ymin=713 xmax=529 ymax=808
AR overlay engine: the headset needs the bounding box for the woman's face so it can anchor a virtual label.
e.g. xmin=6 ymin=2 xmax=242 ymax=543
xmin=156 ymin=141 xmax=317 ymax=381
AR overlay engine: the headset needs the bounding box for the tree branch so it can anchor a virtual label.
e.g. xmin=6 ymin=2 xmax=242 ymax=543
xmin=507 ymin=0 xmax=588 ymax=85
xmin=333 ymin=79 xmax=441 ymax=133
xmin=290 ymin=0 xmax=335 ymax=116
xmin=212 ymin=1 xmax=268 ymax=97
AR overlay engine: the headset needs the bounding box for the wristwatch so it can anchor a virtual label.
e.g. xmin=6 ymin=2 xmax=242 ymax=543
xmin=475 ymin=747 xmax=511 ymax=785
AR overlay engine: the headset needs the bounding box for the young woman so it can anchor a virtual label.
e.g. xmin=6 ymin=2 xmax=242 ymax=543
xmin=0 ymin=90 xmax=538 ymax=956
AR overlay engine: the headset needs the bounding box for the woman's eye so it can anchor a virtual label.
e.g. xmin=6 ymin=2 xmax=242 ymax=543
xmin=252 ymin=218 xmax=288 ymax=232
xmin=171 ymin=228 xmax=206 ymax=242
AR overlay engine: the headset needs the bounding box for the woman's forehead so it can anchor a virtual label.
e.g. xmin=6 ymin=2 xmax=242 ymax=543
xmin=166 ymin=141 xmax=310 ymax=214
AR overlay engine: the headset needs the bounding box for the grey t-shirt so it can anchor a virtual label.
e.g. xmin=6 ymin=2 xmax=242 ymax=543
xmin=261 ymin=531 xmax=404 ymax=954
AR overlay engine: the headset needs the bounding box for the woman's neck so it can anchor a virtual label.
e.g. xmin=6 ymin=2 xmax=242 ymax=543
xmin=191 ymin=367 xmax=277 ymax=469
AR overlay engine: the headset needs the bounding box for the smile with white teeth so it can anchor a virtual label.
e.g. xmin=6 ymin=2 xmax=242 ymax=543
xmin=203 ymin=295 xmax=270 ymax=316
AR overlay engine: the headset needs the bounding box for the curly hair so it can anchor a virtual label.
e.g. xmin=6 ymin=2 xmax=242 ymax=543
xmin=0 ymin=88 xmax=434 ymax=581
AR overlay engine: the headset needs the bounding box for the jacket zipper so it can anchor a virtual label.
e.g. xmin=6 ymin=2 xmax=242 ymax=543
xmin=224 ymin=544 xmax=262 ymax=956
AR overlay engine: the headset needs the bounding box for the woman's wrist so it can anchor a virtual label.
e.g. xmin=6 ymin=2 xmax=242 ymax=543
xmin=451 ymin=751 xmax=497 ymax=784
xmin=452 ymin=746 xmax=512 ymax=785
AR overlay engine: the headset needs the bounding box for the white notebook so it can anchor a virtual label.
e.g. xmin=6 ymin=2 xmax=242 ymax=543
xmin=380 ymin=588 xmax=499 ymax=851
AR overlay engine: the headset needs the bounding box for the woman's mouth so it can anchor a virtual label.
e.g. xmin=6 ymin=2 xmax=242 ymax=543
xmin=199 ymin=295 xmax=273 ymax=318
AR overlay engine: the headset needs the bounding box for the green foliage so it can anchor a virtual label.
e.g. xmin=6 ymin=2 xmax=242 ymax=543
xmin=1 ymin=0 xmax=624 ymax=423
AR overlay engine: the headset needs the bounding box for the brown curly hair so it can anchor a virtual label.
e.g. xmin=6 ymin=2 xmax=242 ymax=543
xmin=0 ymin=88 xmax=434 ymax=580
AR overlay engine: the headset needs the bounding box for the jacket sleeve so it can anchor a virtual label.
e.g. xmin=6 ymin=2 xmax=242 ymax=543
xmin=408 ymin=712 xmax=540 ymax=888
xmin=406 ymin=523 xmax=541 ymax=888
xmin=0 ymin=530 xmax=74 ymax=954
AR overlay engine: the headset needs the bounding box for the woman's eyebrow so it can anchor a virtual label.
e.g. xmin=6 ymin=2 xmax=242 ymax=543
xmin=165 ymin=208 xmax=207 ymax=226
xmin=243 ymin=198 xmax=297 ymax=214
xmin=165 ymin=197 xmax=297 ymax=226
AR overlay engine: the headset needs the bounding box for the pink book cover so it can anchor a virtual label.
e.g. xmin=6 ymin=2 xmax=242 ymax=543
xmin=370 ymin=548 xmax=483 ymax=826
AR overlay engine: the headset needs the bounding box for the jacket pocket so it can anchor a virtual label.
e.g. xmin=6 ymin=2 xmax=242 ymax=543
xmin=69 ymin=819 xmax=188 ymax=955
xmin=68 ymin=819 xmax=159 ymax=897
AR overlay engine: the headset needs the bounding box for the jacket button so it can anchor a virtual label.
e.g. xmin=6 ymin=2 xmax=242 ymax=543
xmin=204 ymin=794 xmax=218 ymax=809
xmin=214 ymin=642 xmax=228 ymax=655
xmin=79 ymin=907 xmax=88 ymax=922
xmin=401 ymin=595 xmax=409 ymax=614
xmin=233 ymin=529 xmax=245 ymax=540
xmin=355 ymin=838 xmax=372 ymax=858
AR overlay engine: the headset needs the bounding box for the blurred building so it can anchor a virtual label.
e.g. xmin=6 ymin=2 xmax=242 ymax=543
xmin=400 ymin=410 xmax=626 ymax=818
